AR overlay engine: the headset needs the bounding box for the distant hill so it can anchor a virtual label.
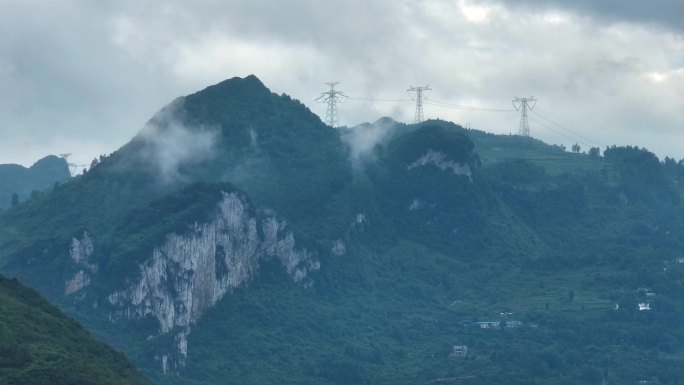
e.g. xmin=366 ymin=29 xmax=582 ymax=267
xmin=2 ymin=76 xmax=684 ymax=384
xmin=0 ymin=273 xmax=151 ymax=385
xmin=0 ymin=155 xmax=70 ymax=208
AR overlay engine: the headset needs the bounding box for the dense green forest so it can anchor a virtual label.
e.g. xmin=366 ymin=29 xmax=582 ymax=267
xmin=0 ymin=274 xmax=151 ymax=385
xmin=2 ymin=75 xmax=684 ymax=384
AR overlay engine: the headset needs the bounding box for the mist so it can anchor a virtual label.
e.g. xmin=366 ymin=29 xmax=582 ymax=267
xmin=137 ymin=106 xmax=219 ymax=183
xmin=340 ymin=117 xmax=404 ymax=166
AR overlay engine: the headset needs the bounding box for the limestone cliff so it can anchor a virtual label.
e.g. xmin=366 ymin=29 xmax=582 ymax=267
xmin=65 ymin=231 xmax=97 ymax=295
xmin=107 ymin=192 xmax=318 ymax=373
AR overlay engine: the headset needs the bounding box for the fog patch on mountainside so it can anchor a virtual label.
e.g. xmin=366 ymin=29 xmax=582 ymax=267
xmin=137 ymin=105 xmax=220 ymax=183
xmin=340 ymin=117 xmax=403 ymax=165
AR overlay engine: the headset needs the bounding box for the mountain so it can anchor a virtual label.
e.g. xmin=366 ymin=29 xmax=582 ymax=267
xmin=0 ymin=273 xmax=151 ymax=385
xmin=0 ymin=155 xmax=70 ymax=208
xmin=2 ymin=75 xmax=684 ymax=384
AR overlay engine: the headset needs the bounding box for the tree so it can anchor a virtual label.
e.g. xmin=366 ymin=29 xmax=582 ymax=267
xmin=10 ymin=193 xmax=19 ymax=207
xmin=571 ymin=144 xmax=581 ymax=154
xmin=588 ymin=147 xmax=600 ymax=158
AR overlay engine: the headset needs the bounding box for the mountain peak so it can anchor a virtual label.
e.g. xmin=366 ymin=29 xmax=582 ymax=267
xmin=31 ymin=155 xmax=68 ymax=171
xmin=188 ymin=74 xmax=270 ymax=103
xmin=212 ymin=74 xmax=266 ymax=90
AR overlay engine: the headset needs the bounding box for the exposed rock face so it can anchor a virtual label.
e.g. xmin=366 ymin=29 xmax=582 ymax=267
xmin=409 ymin=199 xmax=423 ymax=211
xmin=65 ymin=270 xmax=91 ymax=295
xmin=65 ymin=232 xmax=97 ymax=295
xmin=69 ymin=231 xmax=94 ymax=265
xmin=107 ymin=192 xmax=318 ymax=373
xmin=331 ymin=239 xmax=346 ymax=256
xmin=408 ymin=149 xmax=472 ymax=181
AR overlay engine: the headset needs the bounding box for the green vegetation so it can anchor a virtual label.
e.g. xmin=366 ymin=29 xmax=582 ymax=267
xmin=0 ymin=274 xmax=151 ymax=385
xmin=3 ymin=76 xmax=684 ymax=384
xmin=468 ymin=128 xmax=605 ymax=175
xmin=181 ymin=124 xmax=684 ymax=385
xmin=0 ymin=156 xmax=70 ymax=209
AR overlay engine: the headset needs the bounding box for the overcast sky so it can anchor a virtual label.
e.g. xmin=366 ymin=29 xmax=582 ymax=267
xmin=1 ymin=0 xmax=683 ymax=167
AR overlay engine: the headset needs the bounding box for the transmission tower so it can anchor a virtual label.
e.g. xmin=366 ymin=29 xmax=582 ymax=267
xmin=512 ymin=96 xmax=537 ymax=137
xmin=407 ymin=85 xmax=431 ymax=124
xmin=68 ymin=164 xmax=86 ymax=176
xmin=58 ymin=154 xmax=81 ymax=176
xmin=315 ymin=82 xmax=347 ymax=128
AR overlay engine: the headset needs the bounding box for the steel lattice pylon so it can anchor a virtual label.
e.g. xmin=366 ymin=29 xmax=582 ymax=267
xmin=512 ymin=96 xmax=537 ymax=136
xmin=316 ymin=82 xmax=347 ymax=128
xmin=407 ymin=85 xmax=431 ymax=124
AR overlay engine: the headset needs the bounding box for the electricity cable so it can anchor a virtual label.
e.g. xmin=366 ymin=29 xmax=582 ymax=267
xmin=531 ymin=109 xmax=602 ymax=147
xmin=427 ymin=99 xmax=516 ymax=112
xmin=528 ymin=116 xmax=593 ymax=147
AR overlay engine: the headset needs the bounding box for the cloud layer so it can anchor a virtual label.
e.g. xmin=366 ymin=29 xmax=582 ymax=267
xmin=0 ymin=0 xmax=682 ymax=166
xmin=137 ymin=105 xmax=219 ymax=183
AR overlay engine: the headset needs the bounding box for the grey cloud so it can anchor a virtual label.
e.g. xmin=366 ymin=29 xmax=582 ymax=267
xmin=0 ymin=1 xmax=179 ymax=166
xmin=1 ymin=0 xmax=683 ymax=168
xmin=480 ymin=0 xmax=684 ymax=33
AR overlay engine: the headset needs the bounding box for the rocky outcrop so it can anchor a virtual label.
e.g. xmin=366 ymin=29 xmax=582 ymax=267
xmin=65 ymin=231 xmax=97 ymax=295
xmin=65 ymin=270 xmax=92 ymax=295
xmin=408 ymin=149 xmax=472 ymax=181
xmin=331 ymin=239 xmax=346 ymax=256
xmin=107 ymin=192 xmax=318 ymax=373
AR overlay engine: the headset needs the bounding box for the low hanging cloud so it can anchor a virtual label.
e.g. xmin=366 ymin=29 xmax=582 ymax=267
xmin=340 ymin=118 xmax=404 ymax=165
xmin=136 ymin=106 xmax=219 ymax=183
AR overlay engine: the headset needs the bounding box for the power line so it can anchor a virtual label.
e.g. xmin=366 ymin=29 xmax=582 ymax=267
xmin=315 ymin=82 xmax=347 ymax=128
xmin=311 ymin=87 xmax=600 ymax=147
xmin=425 ymin=99 xmax=515 ymax=112
xmin=531 ymin=109 xmax=602 ymax=147
xmin=512 ymin=96 xmax=537 ymax=137
xmin=346 ymin=96 xmax=411 ymax=102
xmin=528 ymin=116 xmax=591 ymax=146
xmin=407 ymin=85 xmax=432 ymax=124
xmin=344 ymin=95 xmax=515 ymax=113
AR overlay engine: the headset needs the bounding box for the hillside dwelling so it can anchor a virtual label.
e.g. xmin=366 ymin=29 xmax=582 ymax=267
xmin=450 ymin=345 xmax=468 ymax=358
xmin=475 ymin=320 xmax=523 ymax=329
xmin=638 ymin=303 xmax=651 ymax=311
xmin=675 ymin=258 xmax=684 ymax=264
xmin=505 ymin=320 xmax=523 ymax=328
xmin=636 ymin=287 xmax=656 ymax=297
xmin=475 ymin=321 xmax=501 ymax=329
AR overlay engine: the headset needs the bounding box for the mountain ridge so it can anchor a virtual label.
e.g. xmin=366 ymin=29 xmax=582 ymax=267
xmin=2 ymin=75 xmax=684 ymax=384
xmin=0 ymin=155 xmax=70 ymax=209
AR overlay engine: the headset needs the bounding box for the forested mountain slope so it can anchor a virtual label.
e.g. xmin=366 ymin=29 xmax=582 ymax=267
xmin=0 ymin=274 xmax=151 ymax=385
xmin=2 ymin=76 xmax=684 ymax=385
